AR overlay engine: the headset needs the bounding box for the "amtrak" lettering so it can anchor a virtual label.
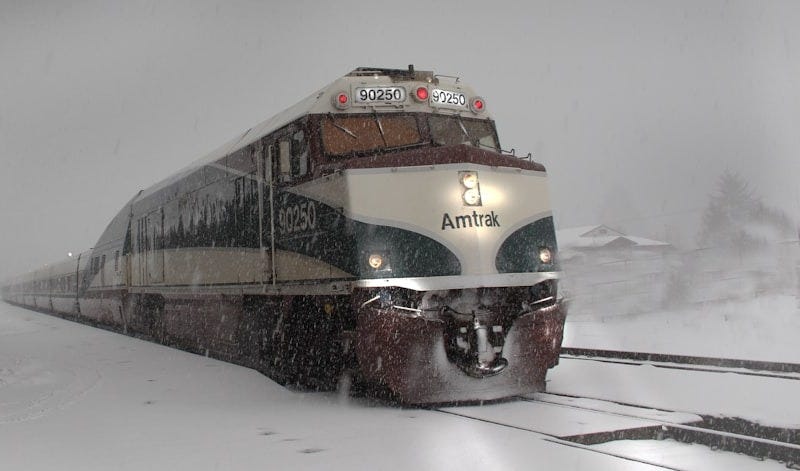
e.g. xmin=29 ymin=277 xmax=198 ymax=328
xmin=441 ymin=211 xmax=501 ymax=230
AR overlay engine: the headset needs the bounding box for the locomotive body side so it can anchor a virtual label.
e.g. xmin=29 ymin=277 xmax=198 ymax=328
xmin=1 ymin=67 xmax=566 ymax=403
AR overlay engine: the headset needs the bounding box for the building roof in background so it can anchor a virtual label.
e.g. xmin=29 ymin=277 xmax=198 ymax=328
xmin=557 ymin=224 xmax=672 ymax=250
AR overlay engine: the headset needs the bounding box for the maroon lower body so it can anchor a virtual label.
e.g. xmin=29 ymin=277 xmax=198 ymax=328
xmin=5 ymin=284 xmax=566 ymax=404
xmin=355 ymin=301 xmax=566 ymax=404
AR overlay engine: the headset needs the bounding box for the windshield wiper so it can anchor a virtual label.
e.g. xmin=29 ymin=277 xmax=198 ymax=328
xmin=373 ymin=111 xmax=387 ymax=147
xmin=327 ymin=113 xmax=358 ymax=139
xmin=456 ymin=115 xmax=470 ymax=139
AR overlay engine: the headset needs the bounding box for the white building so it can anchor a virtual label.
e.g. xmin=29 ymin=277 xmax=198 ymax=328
xmin=557 ymin=224 xmax=672 ymax=258
xmin=556 ymin=225 xmax=676 ymax=318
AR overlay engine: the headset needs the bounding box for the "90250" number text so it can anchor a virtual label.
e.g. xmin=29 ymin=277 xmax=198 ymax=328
xmin=278 ymin=201 xmax=317 ymax=235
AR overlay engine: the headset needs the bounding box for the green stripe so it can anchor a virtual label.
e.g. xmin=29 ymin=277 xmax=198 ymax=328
xmin=495 ymin=216 xmax=560 ymax=273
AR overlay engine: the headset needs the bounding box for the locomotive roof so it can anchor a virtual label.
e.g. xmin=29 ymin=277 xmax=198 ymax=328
xmin=131 ymin=67 xmax=492 ymax=205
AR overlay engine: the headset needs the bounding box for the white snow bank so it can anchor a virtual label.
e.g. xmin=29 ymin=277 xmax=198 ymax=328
xmin=564 ymin=294 xmax=800 ymax=363
xmin=548 ymin=358 xmax=800 ymax=429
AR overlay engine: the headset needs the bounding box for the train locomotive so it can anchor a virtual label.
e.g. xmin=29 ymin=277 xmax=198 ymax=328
xmin=1 ymin=66 xmax=566 ymax=403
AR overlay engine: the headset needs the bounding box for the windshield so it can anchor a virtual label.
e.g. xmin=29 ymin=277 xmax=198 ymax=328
xmin=428 ymin=115 xmax=499 ymax=151
xmin=322 ymin=114 xmax=422 ymax=156
xmin=320 ymin=113 xmax=500 ymax=157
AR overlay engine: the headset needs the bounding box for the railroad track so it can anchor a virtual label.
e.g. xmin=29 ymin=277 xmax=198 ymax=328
xmin=434 ymin=393 xmax=800 ymax=469
xmin=560 ymin=347 xmax=800 ymax=380
xmin=434 ymin=404 xmax=689 ymax=471
xmin=552 ymin=349 xmax=800 ymax=464
xmin=526 ymin=393 xmax=800 ymax=464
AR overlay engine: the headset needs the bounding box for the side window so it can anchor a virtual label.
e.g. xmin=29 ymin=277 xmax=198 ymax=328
xmin=278 ymin=139 xmax=291 ymax=182
xmin=235 ymin=178 xmax=244 ymax=209
xmin=271 ymin=120 xmax=309 ymax=183
xmin=267 ymin=144 xmax=276 ymax=181
xmin=136 ymin=217 xmax=146 ymax=254
xmin=291 ymin=129 xmax=308 ymax=177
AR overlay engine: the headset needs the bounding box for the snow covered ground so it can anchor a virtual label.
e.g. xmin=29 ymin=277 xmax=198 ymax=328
xmin=548 ymin=358 xmax=800 ymax=429
xmin=563 ymin=294 xmax=800 ymax=363
xmin=0 ymin=301 xmax=795 ymax=470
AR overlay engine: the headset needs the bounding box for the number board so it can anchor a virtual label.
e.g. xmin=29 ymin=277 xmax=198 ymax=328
xmin=277 ymin=201 xmax=317 ymax=236
xmin=354 ymin=87 xmax=407 ymax=103
xmin=429 ymin=89 xmax=468 ymax=109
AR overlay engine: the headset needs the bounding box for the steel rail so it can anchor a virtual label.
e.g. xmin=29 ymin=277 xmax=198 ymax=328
xmin=522 ymin=393 xmax=800 ymax=464
xmin=561 ymin=347 xmax=800 ymax=375
xmin=433 ymin=407 xmax=688 ymax=471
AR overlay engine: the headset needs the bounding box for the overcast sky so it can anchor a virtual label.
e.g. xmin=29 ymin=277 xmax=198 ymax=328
xmin=1 ymin=0 xmax=799 ymax=279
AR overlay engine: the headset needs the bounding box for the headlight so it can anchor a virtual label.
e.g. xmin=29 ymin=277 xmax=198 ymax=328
xmin=461 ymin=171 xmax=479 ymax=189
xmin=368 ymin=253 xmax=385 ymax=269
xmin=459 ymin=170 xmax=482 ymax=206
xmin=463 ymin=188 xmax=482 ymax=206
xmin=538 ymin=247 xmax=553 ymax=264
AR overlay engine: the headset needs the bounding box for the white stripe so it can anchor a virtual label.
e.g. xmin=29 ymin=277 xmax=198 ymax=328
xmin=353 ymin=272 xmax=560 ymax=291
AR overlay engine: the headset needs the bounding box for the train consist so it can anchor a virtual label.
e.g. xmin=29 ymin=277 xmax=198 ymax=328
xmin=1 ymin=66 xmax=566 ymax=403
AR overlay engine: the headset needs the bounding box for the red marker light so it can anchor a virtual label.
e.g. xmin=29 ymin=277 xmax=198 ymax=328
xmin=415 ymin=87 xmax=429 ymax=101
xmin=470 ymin=96 xmax=486 ymax=113
xmin=332 ymin=91 xmax=351 ymax=109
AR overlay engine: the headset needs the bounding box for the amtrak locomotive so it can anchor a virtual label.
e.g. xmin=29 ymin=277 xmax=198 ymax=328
xmin=1 ymin=66 xmax=566 ymax=403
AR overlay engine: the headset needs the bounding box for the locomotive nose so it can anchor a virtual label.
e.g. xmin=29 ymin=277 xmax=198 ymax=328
xmin=343 ymin=155 xmax=557 ymax=284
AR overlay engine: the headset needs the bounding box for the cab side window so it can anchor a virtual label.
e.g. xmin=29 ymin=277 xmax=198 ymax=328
xmin=291 ymin=129 xmax=307 ymax=177
xmin=274 ymin=121 xmax=309 ymax=183
xmin=278 ymin=138 xmax=292 ymax=182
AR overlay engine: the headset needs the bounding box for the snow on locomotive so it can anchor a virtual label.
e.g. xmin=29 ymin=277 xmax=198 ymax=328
xmin=1 ymin=66 xmax=566 ymax=403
